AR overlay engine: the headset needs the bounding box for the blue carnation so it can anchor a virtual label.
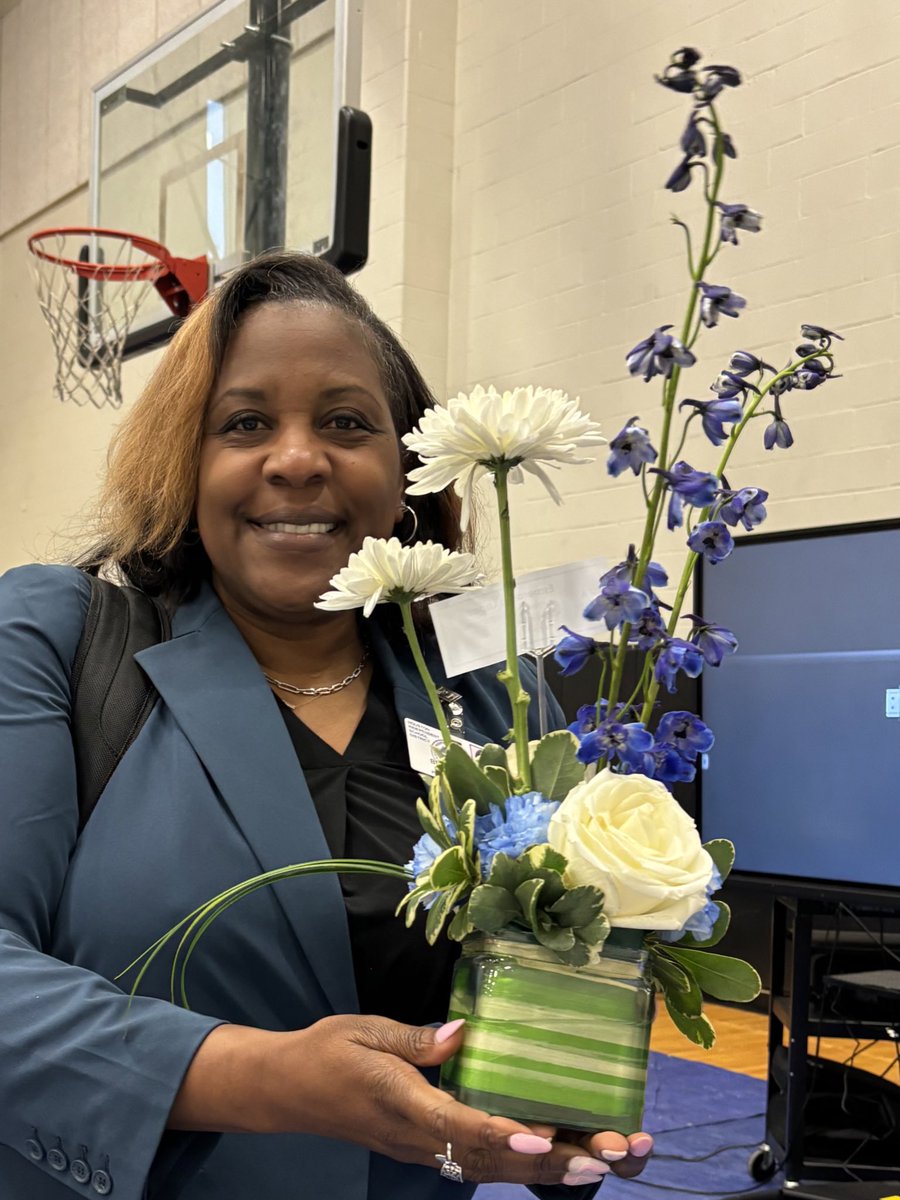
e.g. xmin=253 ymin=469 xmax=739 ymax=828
xmin=475 ymin=792 xmax=560 ymax=880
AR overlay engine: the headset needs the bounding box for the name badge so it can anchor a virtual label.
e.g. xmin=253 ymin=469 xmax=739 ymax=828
xmin=404 ymin=718 xmax=483 ymax=776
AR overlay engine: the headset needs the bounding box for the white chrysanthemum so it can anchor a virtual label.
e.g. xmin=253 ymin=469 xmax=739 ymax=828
xmin=316 ymin=537 xmax=483 ymax=618
xmin=402 ymin=384 xmax=606 ymax=528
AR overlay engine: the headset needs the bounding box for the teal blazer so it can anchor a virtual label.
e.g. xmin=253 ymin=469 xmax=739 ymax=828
xmin=0 ymin=564 xmax=590 ymax=1200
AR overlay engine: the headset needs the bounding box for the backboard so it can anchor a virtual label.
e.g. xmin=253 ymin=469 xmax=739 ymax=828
xmin=89 ymin=0 xmax=368 ymax=357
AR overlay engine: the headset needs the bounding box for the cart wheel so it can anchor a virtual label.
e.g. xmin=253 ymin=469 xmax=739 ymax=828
xmin=747 ymin=1145 xmax=777 ymax=1182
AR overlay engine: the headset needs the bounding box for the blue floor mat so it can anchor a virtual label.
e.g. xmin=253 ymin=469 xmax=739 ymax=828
xmin=476 ymin=1051 xmax=773 ymax=1200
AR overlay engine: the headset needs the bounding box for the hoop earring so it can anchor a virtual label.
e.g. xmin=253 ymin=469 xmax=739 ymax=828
xmin=396 ymin=502 xmax=419 ymax=545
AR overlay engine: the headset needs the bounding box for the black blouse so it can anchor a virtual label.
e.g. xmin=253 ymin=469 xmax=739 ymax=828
xmin=276 ymin=672 xmax=460 ymax=1026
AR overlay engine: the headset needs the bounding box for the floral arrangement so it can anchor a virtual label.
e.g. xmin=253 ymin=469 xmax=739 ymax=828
xmin=126 ymin=49 xmax=845 ymax=1066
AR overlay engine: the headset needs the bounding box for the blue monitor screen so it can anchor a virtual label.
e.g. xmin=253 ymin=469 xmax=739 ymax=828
xmin=698 ymin=523 xmax=900 ymax=891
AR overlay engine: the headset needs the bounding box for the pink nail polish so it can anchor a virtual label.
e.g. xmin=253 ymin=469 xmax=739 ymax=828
xmin=567 ymin=1156 xmax=609 ymax=1175
xmin=562 ymin=1169 xmax=609 ymax=1186
xmin=600 ymin=1149 xmax=628 ymax=1161
xmin=630 ymin=1133 xmax=653 ymax=1157
xmin=508 ymin=1133 xmax=554 ymax=1155
xmin=434 ymin=1018 xmax=466 ymax=1044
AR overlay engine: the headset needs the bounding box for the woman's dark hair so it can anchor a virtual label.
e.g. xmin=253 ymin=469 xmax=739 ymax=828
xmin=78 ymin=251 xmax=466 ymax=601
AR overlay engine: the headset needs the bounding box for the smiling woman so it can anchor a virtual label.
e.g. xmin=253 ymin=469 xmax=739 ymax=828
xmin=0 ymin=252 xmax=652 ymax=1200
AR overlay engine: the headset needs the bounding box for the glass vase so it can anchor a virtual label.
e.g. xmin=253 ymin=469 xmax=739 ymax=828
xmin=440 ymin=930 xmax=652 ymax=1133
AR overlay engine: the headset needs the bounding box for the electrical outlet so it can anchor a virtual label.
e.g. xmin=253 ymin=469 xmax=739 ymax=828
xmin=886 ymin=688 xmax=900 ymax=719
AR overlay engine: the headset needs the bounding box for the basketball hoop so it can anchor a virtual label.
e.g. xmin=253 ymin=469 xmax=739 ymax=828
xmin=27 ymin=227 xmax=209 ymax=409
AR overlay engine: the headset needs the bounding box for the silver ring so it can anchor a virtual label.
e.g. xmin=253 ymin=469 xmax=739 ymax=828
xmin=435 ymin=1141 xmax=464 ymax=1183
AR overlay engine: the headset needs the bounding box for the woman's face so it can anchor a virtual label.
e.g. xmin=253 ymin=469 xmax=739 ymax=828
xmin=196 ymin=302 xmax=405 ymax=628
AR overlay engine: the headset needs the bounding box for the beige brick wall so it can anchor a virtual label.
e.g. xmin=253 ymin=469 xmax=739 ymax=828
xmin=1 ymin=0 xmax=898 ymax=577
xmin=448 ymin=0 xmax=900 ymax=580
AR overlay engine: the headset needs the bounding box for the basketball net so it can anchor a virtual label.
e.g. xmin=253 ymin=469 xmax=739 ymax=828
xmin=28 ymin=228 xmax=208 ymax=409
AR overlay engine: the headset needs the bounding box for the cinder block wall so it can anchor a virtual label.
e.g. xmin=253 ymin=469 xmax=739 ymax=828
xmin=448 ymin=0 xmax=900 ymax=579
xmin=1 ymin=0 xmax=897 ymax=578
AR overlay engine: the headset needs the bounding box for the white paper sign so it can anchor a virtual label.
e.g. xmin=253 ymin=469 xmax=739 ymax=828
xmin=430 ymin=555 xmax=608 ymax=677
xmin=404 ymin=718 xmax=482 ymax=775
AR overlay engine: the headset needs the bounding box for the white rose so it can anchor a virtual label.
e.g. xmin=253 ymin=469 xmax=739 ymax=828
xmin=547 ymin=768 xmax=713 ymax=930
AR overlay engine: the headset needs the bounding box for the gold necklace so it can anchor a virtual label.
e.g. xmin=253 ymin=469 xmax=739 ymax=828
xmin=263 ymin=647 xmax=369 ymax=705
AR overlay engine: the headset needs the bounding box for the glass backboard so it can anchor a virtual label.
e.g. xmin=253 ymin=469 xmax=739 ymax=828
xmin=89 ymin=0 xmax=366 ymax=354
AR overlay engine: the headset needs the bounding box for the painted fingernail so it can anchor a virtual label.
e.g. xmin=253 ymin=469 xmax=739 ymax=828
xmin=600 ymin=1149 xmax=628 ymax=1161
xmin=567 ymin=1156 xmax=609 ymax=1175
xmin=434 ymin=1018 xmax=466 ymax=1044
xmin=562 ymin=1167 xmax=609 ymax=1185
xmin=630 ymin=1133 xmax=654 ymax=1157
xmin=508 ymin=1133 xmax=554 ymax=1154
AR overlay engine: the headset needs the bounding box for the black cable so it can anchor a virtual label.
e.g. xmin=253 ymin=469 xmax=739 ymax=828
xmin=653 ymin=1140 xmax=761 ymax=1164
xmin=648 ymin=1112 xmax=766 ymax=1137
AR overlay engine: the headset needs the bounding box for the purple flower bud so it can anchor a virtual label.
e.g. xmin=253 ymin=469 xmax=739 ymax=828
xmin=688 ymin=520 xmax=735 ymax=564
xmin=681 ymin=115 xmax=706 ymax=158
xmin=626 ymin=326 xmax=696 ymax=383
xmin=656 ymin=711 xmax=715 ymax=761
xmin=718 ymin=486 xmax=768 ymax=530
xmin=583 ymin=577 xmax=650 ymax=631
xmin=697 ymin=281 xmax=747 ymax=328
xmin=764 ymin=415 xmax=794 ymax=450
xmin=654 ymin=637 xmax=705 ymax=694
xmin=800 ymin=323 xmax=843 ymax=343
xmin=665 ymin=157 xmax=695 ymax=193
xmin=717 ymin=202 xmax=763 ymax=245
xmin=687 ymin=617 xmax=739 ymax=666
xmin=729 ymin=351 xmax=775 ymax=377
xmin=553 ymin=626 xmax=600 ymax=677
xmin=607 ymin=419 xmax=658 ymax=477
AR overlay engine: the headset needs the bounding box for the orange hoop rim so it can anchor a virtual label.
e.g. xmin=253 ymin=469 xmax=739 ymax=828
xmin=27 ymin=226 xmax=175 ymax=282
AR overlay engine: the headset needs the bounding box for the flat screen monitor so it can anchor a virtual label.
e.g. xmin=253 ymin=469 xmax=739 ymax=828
xmin=698 ymin=520 xmax=900 ymax=896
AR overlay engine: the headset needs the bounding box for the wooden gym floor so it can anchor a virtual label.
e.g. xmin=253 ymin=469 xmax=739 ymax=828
xmin=651 ymin=1001 xmax=900 ymax=1084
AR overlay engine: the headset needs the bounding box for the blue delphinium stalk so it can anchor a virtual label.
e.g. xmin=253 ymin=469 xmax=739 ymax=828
xmin=475 ymin=793 xmax=560 ymax=879
xmin=559 ymin=46 xmax=842 ymax=789
xmin=655 ymin=711 xmax=715 ymax=762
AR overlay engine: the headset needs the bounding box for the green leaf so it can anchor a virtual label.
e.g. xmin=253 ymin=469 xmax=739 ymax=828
xmin=457 ymin=798 xmax=477 ymax=859
xmin=553 ymin=939 xmax=594 ymax=968
xmin=440 ymin=743 xmax=506 ymax=816
xmin=530 ymin=731 xmax=586 ymax=801
xmin=483 ymin=764 xmax=512 ymax=794
xmin=575 ymin=914 xmax=610 ymax=948
xmin=534 ymin=923 xmax=576 ymax=953
xmin=424 ymin=888 xmax=457 ymax=944
xmin=664 ymin=995 xmax=717 ymax=1049
xmin=548 ymin=885 xmax=604 ymax=929
xmin=468 ymin=884 xmax=521 ymax=933
xmin=478 ymin=743 xmax=510 ymax=771
xmin=648 ymin=947 xmax=696 ymax=1008
xmin=520 ymin=844 xmax=568 ymax=876
xmin=415 ymin=798 xmax=450 ymax=849
xmin=666 ymin=947 xmax=762 ymax=1003
xmin=704 ymin=839 xmax=735 ymax=884
xmin=514 ymin=877 xmax=546 ymax=931
xmin=430 ymin=845 xmax=471 ymax=889
xmin=447 ymin=900 xmax=473 ymax=941
xmin=673 ymin=901 xmax=731 ymax=950
xmin=486 ymin=852 xmax=529 ymax=892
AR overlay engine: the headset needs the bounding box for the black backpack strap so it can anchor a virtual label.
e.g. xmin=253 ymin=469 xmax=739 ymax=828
xmin=70 ymin=576 xmax=171 ymax=833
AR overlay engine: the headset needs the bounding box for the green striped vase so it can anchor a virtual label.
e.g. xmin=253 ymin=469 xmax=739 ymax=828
xmin=440 ymin=930 xmax=652 ymax=1133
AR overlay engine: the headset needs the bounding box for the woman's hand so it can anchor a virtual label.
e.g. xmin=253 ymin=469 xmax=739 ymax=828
xmin=172 ymin=1016 xmax=641 ymax=1186
xmin=525 ymin=1123 xmax=654 ymax=1185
